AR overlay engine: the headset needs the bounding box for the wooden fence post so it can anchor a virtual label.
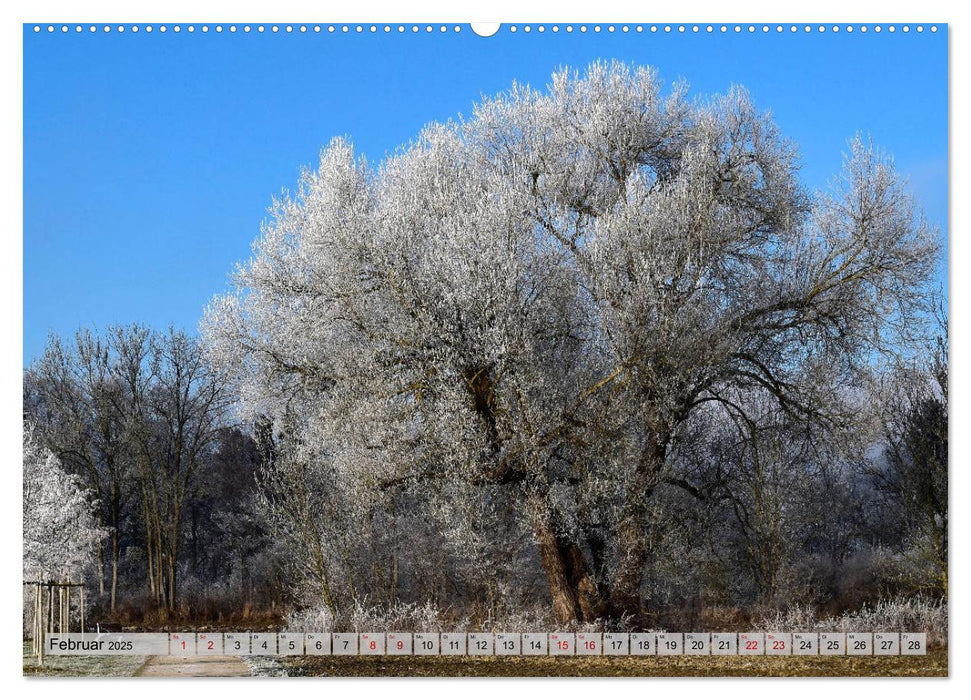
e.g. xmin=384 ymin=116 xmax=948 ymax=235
xmin=33 ymin=582 xmax=40 ymax=661
xmin=25 ymin=580 xmax=87 ymax=666
xmin=38 ymin=584 xmax=46 ymax=666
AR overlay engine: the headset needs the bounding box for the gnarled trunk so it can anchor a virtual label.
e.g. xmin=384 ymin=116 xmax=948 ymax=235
xmin=528 ymin=489 xmax=582 ymax=623
xmin=527 ymin=489 xmax=605 ymax=624
xmin=564 ymin=541 xmax=605 ymax=621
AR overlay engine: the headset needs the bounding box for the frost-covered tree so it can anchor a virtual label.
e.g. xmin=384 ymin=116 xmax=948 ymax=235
xmin=203 ymin=62 xmax=939 ymax=622
xmin=23 ymin=424 xmax=105 ymax=581
xmin=670 ymin=397 xmax=870 ymax=608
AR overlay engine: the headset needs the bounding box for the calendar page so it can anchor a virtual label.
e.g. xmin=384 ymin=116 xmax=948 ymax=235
xmin=20 ymin=3 xmax=948 ymax=681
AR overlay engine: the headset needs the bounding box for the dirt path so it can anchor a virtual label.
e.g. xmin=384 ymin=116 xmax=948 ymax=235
xmin=135 ymin=655 xmax=251 ymax=677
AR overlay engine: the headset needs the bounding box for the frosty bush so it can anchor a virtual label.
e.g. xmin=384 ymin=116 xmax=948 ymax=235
xmin=757 ymin=596 xmax=947 ymax=647
xmin=288 ymin=600 xmax=451 ymax=632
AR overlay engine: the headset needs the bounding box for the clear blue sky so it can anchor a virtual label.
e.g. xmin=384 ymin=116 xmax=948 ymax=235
xmin=23 ymin=25 xmax=948 ymax=364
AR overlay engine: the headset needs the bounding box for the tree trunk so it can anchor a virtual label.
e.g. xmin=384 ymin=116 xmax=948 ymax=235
xmin=96 ymin=540 xmax=106 ymax=597
xmin=168 ymin=505 xmax=181 ymax=610
xmin=110 ymin=529 xmax=119 ymax=612
xmin=607 ymin=436 xmax=667 ymax=620
xmin=607 ymin=516 xmax=648 ymax=619
xmin=931 ymin=513 xmax=947 ymax=597
xmin=528 ymin=488 xmax=582 ymax=624
xmin=167 ymin=555 xmax=177 ymax=611
xmin=526 ymin=488 xmax=606 ymax=624
xmin=154 ymin=532 xmax=165 ymax=607
xmin=563 ymin=541 xmax=605 ymax=621
xmin=145 ymin=512 xmax=156 ymax=601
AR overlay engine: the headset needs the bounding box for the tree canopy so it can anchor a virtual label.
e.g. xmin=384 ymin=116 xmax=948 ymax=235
xmin=202 ymin=61 xmax=938 ymax=623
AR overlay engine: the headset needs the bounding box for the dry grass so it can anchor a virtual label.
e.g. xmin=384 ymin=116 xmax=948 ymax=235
xmin=98 ymin=600 xmax=285 ymax=632
xmin=283 ymin=651 xmax=947 ymax=677
xmin=22 ymin=643 xmax=147 ymax=677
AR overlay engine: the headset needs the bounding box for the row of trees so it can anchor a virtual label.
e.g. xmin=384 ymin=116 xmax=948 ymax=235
xmin=23 ymin=62 xmax=946 ymax=627
xmin=23 ymin=326 xmax=263 ymax=612
xmin=22 ymin=328 xmax=946 ymax=625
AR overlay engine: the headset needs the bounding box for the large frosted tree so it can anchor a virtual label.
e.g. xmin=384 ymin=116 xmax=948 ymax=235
xmin=203 ymin=62 xmax=938 ymax=623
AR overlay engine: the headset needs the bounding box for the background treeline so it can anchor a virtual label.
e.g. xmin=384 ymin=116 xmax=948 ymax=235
xmin=23 ymin=326 xmax=280 ymax=625
xmin=23 ymin=319 xmax=946 ymax=630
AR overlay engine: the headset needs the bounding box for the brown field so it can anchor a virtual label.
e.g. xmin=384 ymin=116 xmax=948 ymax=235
xmin=23 ymin=645 xmax=947 ymax=678
xmin=283 ymin=651 xmax=948 ymax=678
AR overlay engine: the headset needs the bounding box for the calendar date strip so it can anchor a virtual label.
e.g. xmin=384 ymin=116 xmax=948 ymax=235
xmin=44 ymin=631 xmax=928 ymax=656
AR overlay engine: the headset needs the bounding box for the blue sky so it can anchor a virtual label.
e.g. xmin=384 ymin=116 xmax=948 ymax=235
xmin=23 ymin=25 xmax=948 ymax=363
